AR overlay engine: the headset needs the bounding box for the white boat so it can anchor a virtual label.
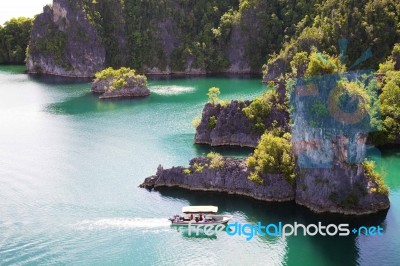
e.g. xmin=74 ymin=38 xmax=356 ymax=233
xmin=169 ymin=206 xmax=232 ymax=226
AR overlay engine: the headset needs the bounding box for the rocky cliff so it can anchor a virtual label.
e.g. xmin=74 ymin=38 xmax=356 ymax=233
xmin=142 ymin=77 xmax=390 ymax=215
xmin=141 ymin=152 xmax=389 ymax=215
xmin=26 ymin=0 xmax=105 ymax=77
xmin=25 ymin=0 xmax=315 ymax=77
xmin=289 ymin=73 xmax=390 ymax=215
xmin=294 ymin=135 xmax=390 ymax=215
xmin=195 ymin=83 xmax=289 ymax=147
xmin=141 ymin=157 xmax=295 ymax=202
xmin=194 ymin=101 xmax=260 ymax=147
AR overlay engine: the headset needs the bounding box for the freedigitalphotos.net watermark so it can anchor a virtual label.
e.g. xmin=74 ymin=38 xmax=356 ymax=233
xmin=187 ymin=222 xmax=384 ymax=241
xmin=289 ymin=39 xmax=382 ymax=169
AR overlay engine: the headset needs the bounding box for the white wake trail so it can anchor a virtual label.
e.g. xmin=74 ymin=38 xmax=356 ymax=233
xmin=75 ymin=218 xmax=171 ymax=230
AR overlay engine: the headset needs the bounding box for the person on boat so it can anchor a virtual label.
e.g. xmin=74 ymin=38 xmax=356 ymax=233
xmin=199 ymin=214 xmax=203 ymax=222
xmin=190 ymin=214 xmax=194 ymax=221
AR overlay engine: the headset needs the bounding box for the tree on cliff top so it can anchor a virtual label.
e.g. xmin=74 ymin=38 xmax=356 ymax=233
xmin=371 ymin=44 xmax=400 ymax=145
xmin=0 ymin=17 xmax=33 ymax=64
xmin=207 ymin=87 xmax=221 ymax=105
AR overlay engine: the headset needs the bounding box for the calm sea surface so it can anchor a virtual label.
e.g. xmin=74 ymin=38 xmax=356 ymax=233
xmin=0 ymin=66 xmax=399 ymax=265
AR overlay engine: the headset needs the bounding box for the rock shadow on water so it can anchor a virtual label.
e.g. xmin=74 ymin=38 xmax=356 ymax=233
xmin=45 ymin=92 xmax=150 ymax=115
xmin=155 ymin=188 xmax=387 ymax=225
xmin=0 ymin=65 xmax=27 ymax=74
xmin=193 ymin=143 xmax=254 ymax=158
xmin=28 ymin=73 xmax=92 ymax=85
xmin=154 ymin=188 xmax=388 ymax=264
xmin=159 ymin=134 xmax=254 ymax=159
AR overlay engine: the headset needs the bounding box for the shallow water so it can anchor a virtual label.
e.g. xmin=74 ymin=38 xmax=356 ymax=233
xmin=0 ymin=66 xmax=399 ymax=265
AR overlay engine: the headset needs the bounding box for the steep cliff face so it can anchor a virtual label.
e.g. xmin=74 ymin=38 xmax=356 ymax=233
xmin=290 ymin=75 xmax=390 ymax=215
xmin=26 ymin=0 xmax=105 ymax=77
xmin=141 ymin=157 xmax=295 ymax=202
xmin=195 ymin=85 xmax=289 ymax=147
xmin=194 ymin=100 xmax=290 ymax=147
xmin=195 ymin=101 xmax=259 ymax=147
xmin=26 ymin=0 xmax=316 ymax=77
xmin=224 ymin=24 xmax=251 ymax=73
xmin=295 ymin=136 xmax=390 ymax=215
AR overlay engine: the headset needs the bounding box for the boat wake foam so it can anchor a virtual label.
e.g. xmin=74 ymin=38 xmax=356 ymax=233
xmin=151 ymin=85 xmax=195 ymax=95
xmin=75 ymin=218 xmax=171 ymax=230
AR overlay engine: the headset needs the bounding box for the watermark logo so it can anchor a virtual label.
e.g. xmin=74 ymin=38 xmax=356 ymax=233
xmin=187 ymin=221 xmax=384 ymax=241
xmin=288 ymin=39 xmax=381 ymax=168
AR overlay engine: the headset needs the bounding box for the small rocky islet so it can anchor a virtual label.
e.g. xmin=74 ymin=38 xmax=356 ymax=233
xmin=91 ymin=67 xmax=150 ymax=99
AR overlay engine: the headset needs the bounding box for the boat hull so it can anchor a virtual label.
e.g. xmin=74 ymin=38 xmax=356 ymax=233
xmin=170 ymin=215 xmax=232 ymax=226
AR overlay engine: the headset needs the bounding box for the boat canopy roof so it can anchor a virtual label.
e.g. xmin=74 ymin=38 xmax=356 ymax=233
xmin=182 ymin=206 xmax=218 ymax=214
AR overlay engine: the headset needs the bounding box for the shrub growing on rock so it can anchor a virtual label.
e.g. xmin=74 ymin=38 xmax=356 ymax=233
xmin=192 ymin=117 xmax=201 ymax=129
xmin=193 ymin=163 xmax=204 ymax=173
xmin=92 ymin=67 xmax=149 ymax=99
xmin=207 ymin=116 xmax=217 ymax=130
xmin=370 ymin=45 xmax=400 ymax=145
xmin=207 ymin=87 xmax=220 ymax=105
xmin=247 ymin=132 xmax=296 ymax=185
xmin=242 ymin=90 xmax=281 ymax=133
xmin=305 ymin=52 xmax=344 ymax=77
xmin=94 ymin=67 xmax=147 ymax=91
xmin=362 ymin=160 xmax=389 ymax=196
xmin=207 ymin=152 xmax=225 ymax=169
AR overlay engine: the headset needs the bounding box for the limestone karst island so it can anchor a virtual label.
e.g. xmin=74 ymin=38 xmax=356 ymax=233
xmin=0 ymin=0 xmax=400 ymax=265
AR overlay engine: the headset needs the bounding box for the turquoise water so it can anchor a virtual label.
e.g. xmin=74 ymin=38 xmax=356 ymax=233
xmin=0 ymin=65 xmax=399 ymax=265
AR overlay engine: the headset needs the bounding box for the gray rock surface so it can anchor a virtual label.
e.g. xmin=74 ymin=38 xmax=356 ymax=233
xmin=92 ymin=76 xmax=150 ymax=99
xmin=194 ymin=98 xmax=289 ymax=147
xmin=26 ymin=0 xmax=105 ymax=77
xmin=194 ymin=101 xmax=259 ymax=147
xmin=141 ymin=157 xmax=295 ymax=202
xmin=290 ymin=76 xmax=390 ymax=215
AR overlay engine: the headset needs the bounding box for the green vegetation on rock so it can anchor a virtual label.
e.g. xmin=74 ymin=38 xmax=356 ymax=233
xmin=362 ymin=160 xmax=389 ymax=196
xmin=305 ymin=52 xmax=344 ymax=77
xmin=207 ymin=87 xmax=221 ymax=105
xmin=30 ymin=23 xmax=69 ymax=68
xmin=247 ymin=132 xmax=296 ymax=185
xmin=0 ymin=17 xmax=33 ymax=64
xmin=263 ymin=0 xmax=400 ymax=81
xmin=242 ymin=89 xmax=284 ymax=133
xmin=94 ymin=67 xmax=147 ymax=92
xmin=207 ymin=152 xmax=225 ymax=169
xmin=207 ymin=116 xmax=218 ymax=130
xmin=5 ymin=0 xmax=399 ymax=77
xmin=123 ymin=0 xmax=238 ymax=71
xmin=192 ymin=117 xmax=202 ymax=129
xmin=288 ymin=51 xmax=344 ymax=78
xmin=370 ymin=43 xmax=400 ymax=145
xmin=193 ymin=163 xmax=205 ymax=173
